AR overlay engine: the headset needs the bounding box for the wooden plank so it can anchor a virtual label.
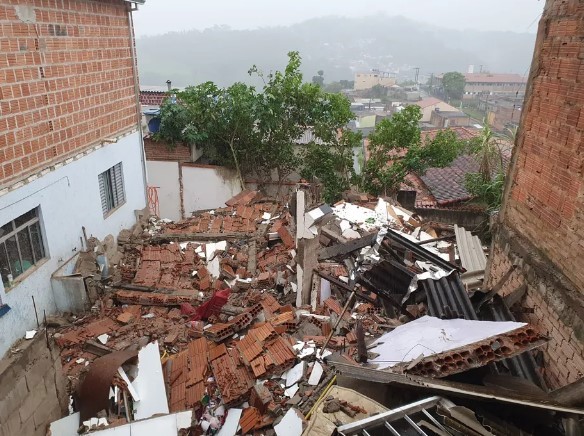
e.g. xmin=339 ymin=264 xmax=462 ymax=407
xmin=318 ymin=232 xmax=378 ymax=260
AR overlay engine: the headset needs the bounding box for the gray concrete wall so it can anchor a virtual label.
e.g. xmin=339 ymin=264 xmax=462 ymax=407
xmin=0 ymin=333 xmax=67 ymax=436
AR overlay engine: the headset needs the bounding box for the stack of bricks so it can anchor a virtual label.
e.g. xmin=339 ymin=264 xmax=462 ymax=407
xmin=0 ymin=0 xmax=138 ymax=185
xmin=486 ymin=0 xmax=584 ymax=389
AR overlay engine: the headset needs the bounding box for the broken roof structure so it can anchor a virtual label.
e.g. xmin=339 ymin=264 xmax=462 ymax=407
xmin=43 ymin=187 xmax=582 ymax=435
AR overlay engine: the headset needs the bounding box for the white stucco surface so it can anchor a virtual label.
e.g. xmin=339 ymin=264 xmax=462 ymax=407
xmin=182 ymin=165 xmax=241 ymax=214
xmin=146 ymin=160 xmax=181 ymax=221
xmin=0 ymin=131 xmax=146 ymax=357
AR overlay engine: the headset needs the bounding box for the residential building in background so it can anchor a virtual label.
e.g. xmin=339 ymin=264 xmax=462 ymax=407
xmin=413 ymin=97 xmax=459 ymax=123
xmin=429 ymin=110 xmax=471 ymax=128
xmin=0 ymin=0 xmax=147 ymax=356
xmin=353 ymin=71 xmax=396 ymax=91
xmin=462 ymin=73 xmax=527 ymax=98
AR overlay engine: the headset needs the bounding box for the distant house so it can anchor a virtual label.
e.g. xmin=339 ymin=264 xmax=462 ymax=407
xmin=463 ymin=73 xmax=527 ymax=97
xmin=354 ymin=72 xmax=396 ymax=91
xmin=398 ymin=127 xmax=511 ymax=227
xmin=413 ymin=97 xmax=459 ymax=123
xmin=430 ymin=110 xmax=471 ymax=128
xmin=484 ymin=97 xmax=522 ymax=131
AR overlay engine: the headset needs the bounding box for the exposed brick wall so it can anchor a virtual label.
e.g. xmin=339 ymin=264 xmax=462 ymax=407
xmin=504 ymin=0 xmax=584 ymax=289
xmin=486 ymin=0 xmax=584 ymax=389
xmin=486 ymin=228 xmax=584 ymax=389
xmin=0 ymin=0 xmax=138 ymax=187
xmin=140 ymin=91 xmax=166 ymax=106
xmin=144 ymin=137 xmax=191 ymax=162
xmin=0 ymin=334 xmax=67 ymax=435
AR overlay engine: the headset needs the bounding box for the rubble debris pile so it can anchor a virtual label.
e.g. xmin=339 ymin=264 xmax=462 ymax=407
xmin=46 ymin=190 xmax=576 ymax=435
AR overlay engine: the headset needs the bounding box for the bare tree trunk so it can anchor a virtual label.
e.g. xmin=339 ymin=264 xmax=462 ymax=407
xmin=228 ymin=138 xmax=245 ymax=191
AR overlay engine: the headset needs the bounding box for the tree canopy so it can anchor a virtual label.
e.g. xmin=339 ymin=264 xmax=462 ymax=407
xmin=442 ymin=71 xmax=466 ymax=100
xmin=156 ymin=52 xmax=359 ymax=202
xmin=362 ymin=106 xmax=464 ymax=196
xmin=464 ymin=125 xmax=507 ymax=213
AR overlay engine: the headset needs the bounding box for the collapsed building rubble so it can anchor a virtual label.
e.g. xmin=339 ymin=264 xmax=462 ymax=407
xmin=44 ymin=189 xmax=584 ymax=435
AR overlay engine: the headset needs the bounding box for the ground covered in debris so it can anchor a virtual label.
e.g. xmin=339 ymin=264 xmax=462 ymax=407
xmin=46 ymin=189 xmax=577 ymax=436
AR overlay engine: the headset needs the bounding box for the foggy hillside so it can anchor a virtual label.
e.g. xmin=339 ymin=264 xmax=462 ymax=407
xmin=136 ymin=14 xmax=537 ymax=88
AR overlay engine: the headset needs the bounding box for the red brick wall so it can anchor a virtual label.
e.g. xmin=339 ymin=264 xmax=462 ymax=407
xmin=140 ymin=91 xmax=166 ymax=106
xmin=486 ymin=0 xmax=584 ymax=389
xmin=0 ymin=0 xmax=138 ymax=186
xmin=144 ymin=137 xmax=191 ymax=162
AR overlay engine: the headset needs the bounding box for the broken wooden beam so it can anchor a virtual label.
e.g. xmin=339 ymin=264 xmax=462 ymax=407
xmin=149 ymin=232 xmax=250 ymax=242
xmin=313 ymin=270 xmax=377 ymax=304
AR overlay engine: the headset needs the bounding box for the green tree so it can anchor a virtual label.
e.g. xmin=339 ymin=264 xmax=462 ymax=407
xmin=157 ymin=52 xmax=356 ymax=200
xmin=324 ymin=81 xmax=343 ymax=93
xmin=464 ymin=125 xmax=506 ymax=212
xmin=339 ymin=80 xmax=354 ymax=89
xmin=312 ymin=70 xmax=324 ymax=87
xmin=442 ymin=72 xmax=466 ymax=100
xmin=367 ymin=84 xmax=387 ymax=99
xmin=362 ymin=106 xmax=463 ymax=196
xmin=301 ymin=130 xmax=362 ymax=203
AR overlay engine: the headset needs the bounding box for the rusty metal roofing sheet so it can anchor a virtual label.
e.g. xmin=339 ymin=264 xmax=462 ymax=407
xmin=77 ymin=348 xmax=139 ymax=421
xmin=454 ymin=225 xmax=487 ymax=273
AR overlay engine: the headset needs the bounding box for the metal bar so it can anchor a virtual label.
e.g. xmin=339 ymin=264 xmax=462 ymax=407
xmin=384 ymin=423 xmax=401 ymax=436
xmin=421 ymin=409 xmax=452 ymax=434
xmin=0 ymin=217 xmax=40 ymax=244
xmin=404 ymin=415 xmax=428 ymax=435
xmin=27 ymin=226 xmax=36 ymax=264
xmin=2 ymin=242 xmax=13 ymax=277
xmin=336 ymin=397 xmax=442 ymax=434
xmin=31 ymin=295 xmax=40 ymax=328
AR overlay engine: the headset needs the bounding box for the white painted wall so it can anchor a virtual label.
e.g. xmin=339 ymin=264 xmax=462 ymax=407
xmin=0 ymin=131 xmax=146 ymax=357
xmin=146 ymin=160 xmax=181 ymax=221
xmin=182 ymin=165 xmax=241 ymax=214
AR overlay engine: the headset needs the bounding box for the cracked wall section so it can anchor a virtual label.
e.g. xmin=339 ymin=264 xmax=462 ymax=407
xmin=0 ymin=334 xmax=67 ymax=436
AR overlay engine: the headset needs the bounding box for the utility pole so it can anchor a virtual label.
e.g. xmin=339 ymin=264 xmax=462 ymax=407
xmin=479 ymin=65 xmax=483 ymax=73
xmin=414 ymin=67 xmax=420 ymax=86
xmin=429 ymin=73 xmax=434 ymax=95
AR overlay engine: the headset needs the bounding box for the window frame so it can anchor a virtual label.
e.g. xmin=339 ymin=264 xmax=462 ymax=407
xmin=98 ymin=162 xmax=126 ymax=217
xmin=0 ymin=207 xmax=47 ymax=290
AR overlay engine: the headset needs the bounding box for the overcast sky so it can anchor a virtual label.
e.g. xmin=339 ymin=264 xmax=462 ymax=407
xmin=133 ymin=0 xmax=544 ymax=38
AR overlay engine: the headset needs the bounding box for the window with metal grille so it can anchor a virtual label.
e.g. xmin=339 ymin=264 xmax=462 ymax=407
xmin=98 ymin=163 xmax=126 ymax=216
xmin=0 ymin=207 xmax=47 ymax=290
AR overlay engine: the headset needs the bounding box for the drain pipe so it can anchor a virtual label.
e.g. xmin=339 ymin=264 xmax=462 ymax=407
xmin=127 ymin=2 xmax=149 ymax=207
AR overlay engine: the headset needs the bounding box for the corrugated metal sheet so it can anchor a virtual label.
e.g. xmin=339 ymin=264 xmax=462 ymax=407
xmin=479 ymin=296 xmax=547 ymax=389
xmin=385 ymin=229 xmax=461 ymax=273
xmin=419 ymin=273 xmax=477 ymax=320
xmin=454 ymin=225 xmax=487 ymax=272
